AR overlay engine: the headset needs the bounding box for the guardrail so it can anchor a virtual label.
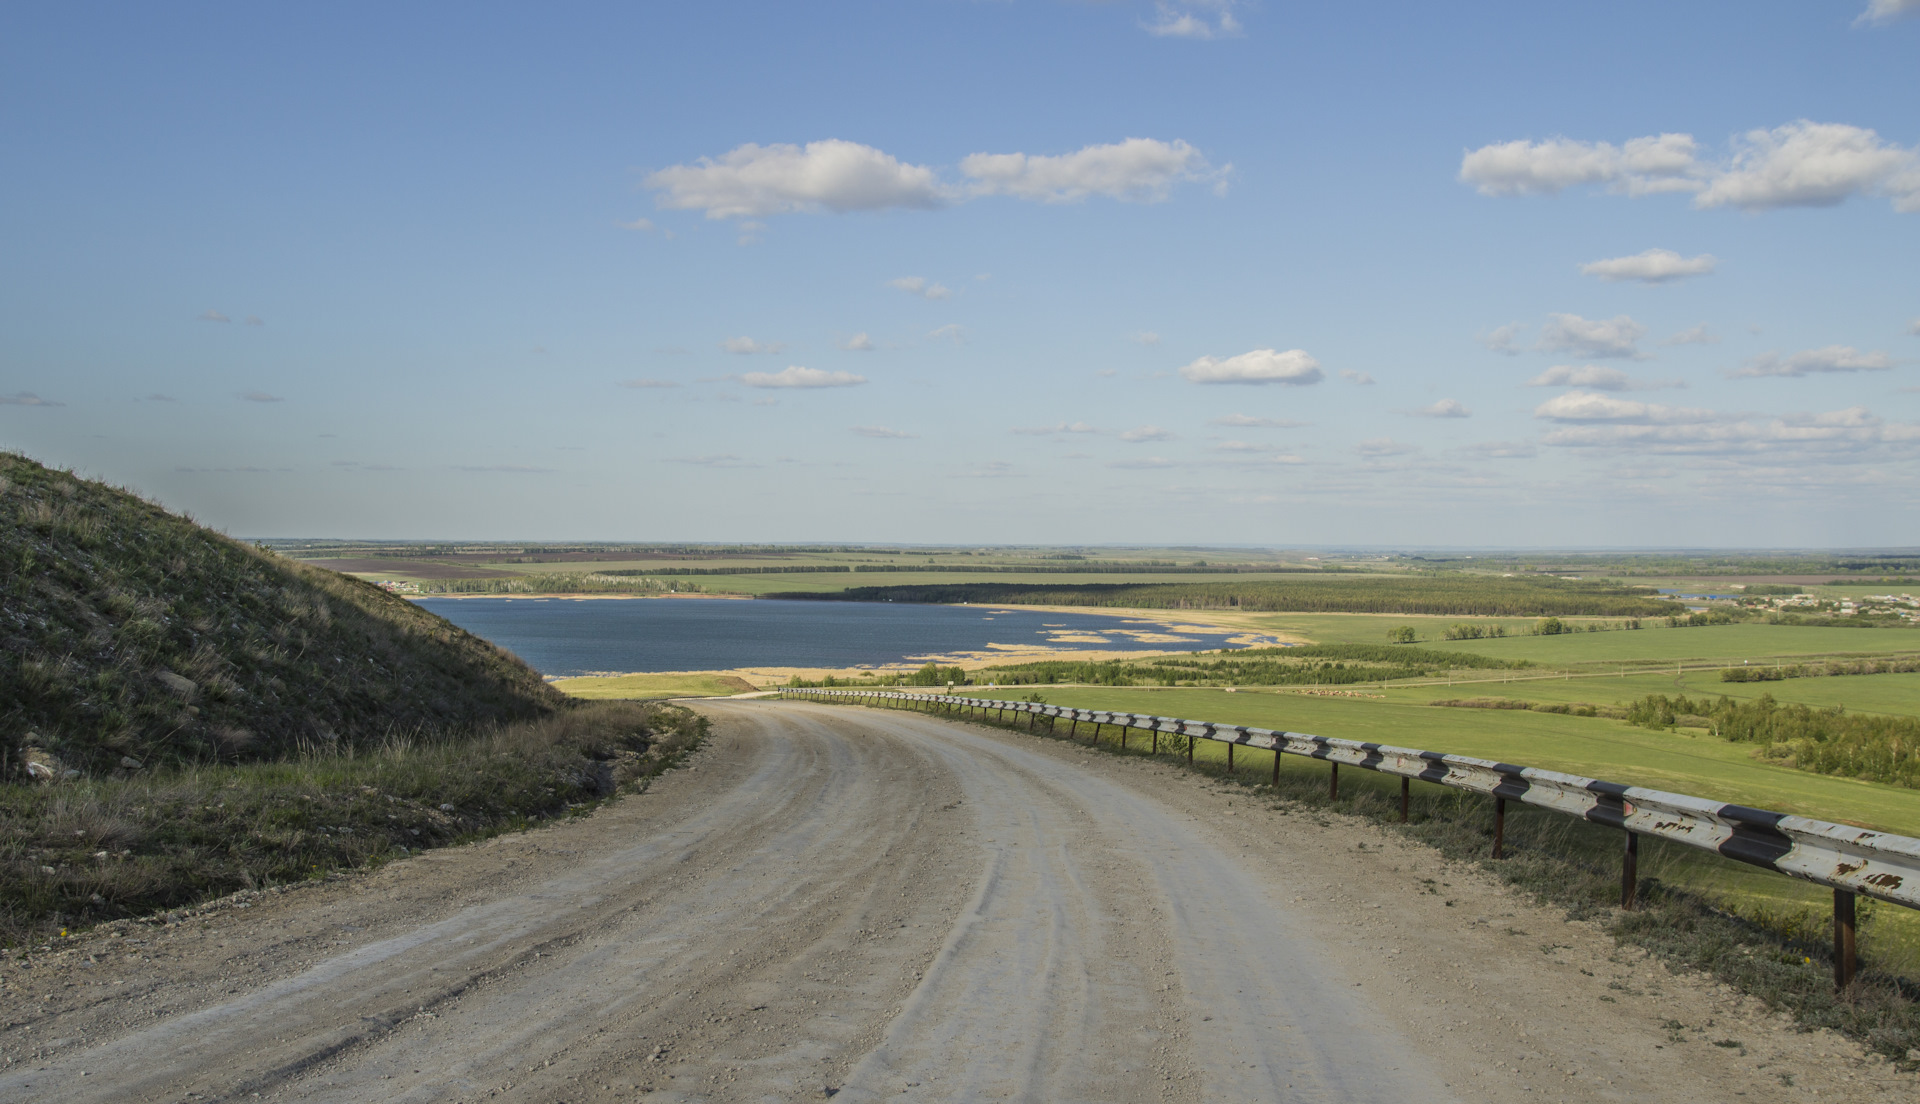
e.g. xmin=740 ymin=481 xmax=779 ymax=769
xmin=779 ymin=686 xmax=1920 ymax=988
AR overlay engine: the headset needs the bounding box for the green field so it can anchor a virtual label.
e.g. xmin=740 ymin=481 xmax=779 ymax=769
xmin=1394 ymin=670 xmax=1920 ymax=718
xmin=552 ymin=672 xmax=761 ymax=699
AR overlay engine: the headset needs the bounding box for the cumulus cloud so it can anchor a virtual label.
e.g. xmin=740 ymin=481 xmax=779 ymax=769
xmin=1479 ymin=322 xmax=1524 ymax=355
xmin=888 ymin=276 xmax=951 ymax=300
xmin=1527 ymin=365 xmax=1683 ymax=391
xmin=961 ymin=138 xmax=1221 ymax=203
xmin=721 ymin=336 xmax=785 ymax=355
xmin=928 ymin=323 xmax=965 ymax=346
xmin=739 ymin=366 xmax=866 ymax=389
xmin=1179 ymin=348 xmax=1323 ymax=385
xmin=1580 ymin=249 xmax=1717 ymax=284
xmin=1127 ymin=331 xmax=1162 ymax=346
xmin=1458 ymin=441 xmax=1539 ymax=459
xmin=1459 ymin=133 xmax=1701 ymax=197
xmin=1144 ymin=1 xmax=1243 ymax=38
xmin=239 ymin=391 xmax=283 ymax=403
xmin=851 ymin=425 xmax=915 ymax=439
xmin=198 ymin=309 xmax=231 ymax=323
xmin=1857 ymin=0 xmax=1920 ymax=25
xmin=1121 ymin=425 xmax=1174 ymax=442
xmin=1339 ymin=368 xmax=1375 ymax=385
xmin=1729 ymin=345 xmax=1895 ymax=378
xmin=1210 ymin=414 xmax=1307 ymax=428
xmin=1462 ymin=121 xmax=1920 ymax=213
xmin=644 ymin=137 xmax=1220 ymax=220
xmin=1533 ymin=391 xmax=1716 ymax=424
xmin=618 ymin=378 xmax=679 ymax=389
xmin=0 ymin=392 xmax=61 ymax=406
xmin=1538 ymin=313 xmax=1649 ymax=360
xmin=839 ymin=332 xmax=876 ymax=351
xmin=1355 ymin=438 xmax=1418 ymax=458
xmin=1012 ymin=421 xmax=1098 ymax=436
xmin=1412 ymin=399 xmax=1472 ymax=418
xmin=644 ymin=140 xmax=945 ymax=219
xmin=1664 ymin=324 xmax=1718 ymax=346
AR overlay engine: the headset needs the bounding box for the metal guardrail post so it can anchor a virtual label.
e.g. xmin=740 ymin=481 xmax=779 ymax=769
xmin=1226 ymin=741 xmax=1234 ymax=773
xmin=1835 ymin=890 xmax=1857 ymax=989
xmin=1400 ymin=777 xmax=1410 ymax=823
xmin=1329 ymin=761 xmax=1339 ymax=801
xmin=1622 ymin=831 xmax=1639 ymax=911
xmin=1493 ymin=796 xmax=1507 ymax=860
xmin=1186 ymin=733 xmax=1194 ymax=764
xmin=1270 ymin=745 xmax=1281 ymax=788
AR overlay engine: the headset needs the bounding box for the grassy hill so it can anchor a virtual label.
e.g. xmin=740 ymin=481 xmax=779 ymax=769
xmin=1 ymin=453 xmax=565 ymax=780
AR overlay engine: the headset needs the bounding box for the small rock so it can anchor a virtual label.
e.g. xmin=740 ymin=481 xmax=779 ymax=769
xmin=119 ymin=756 xmax=143 ymax=769
xmin=39 ymin=866 xmax=57 ymax=876
xmin=439 ymin=804 xmax=455 ymax=812
xmin=155 ymin=670 xmax=197 ymax=697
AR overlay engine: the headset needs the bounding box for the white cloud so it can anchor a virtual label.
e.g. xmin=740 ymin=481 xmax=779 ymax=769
xmin=1144 ymin=1 xmax=1243 ymax=39
xmin=1538 ymin=313 xmax=1649 ymax=360
xmin=1698 ymin=122 xmax=1920 ymax=212
xmin=239 ymin=391 xmax=283 ymax=403
xmin=244 ymin=315 xmax=263 ymax=326
xmin=617 ymin=378 xmax=679 ymax=389
xmin=1108 ymin=457 xmax=1178 ymax=469
xmin=1479 ymin=322 xmax=1524 ymax=355
xmin=851 ymin=426 xmax=915 ymax=439
xmin=1126 ymin=331 xmax=1162 ymax=346
xmin=1458 ymin=441 xmax=1539 ymax=459
xmin=739 ymin=366 xmax=866 ymax=389
xmin=670 ymin=454 xmax=758 ymax=468
xmin=1459 ymin=133 xmax=1701 ymax=197
xmin=1533 ymin=391 xmax=1716 ymax=424
xmin=198 ymin=309 xmax=231 ymax=323
xmin=620 ymin=217 xmax=673 ymax=238
xmin=1729 ymin=345 xmax=1895 ymax=378
xmin=1540 ymin=403 xmax=1920 ymax=454
xmin=1355 ymin=438 xmax=1419 ymax=458
xmin=1210 ymin=414 xmax=1307 ymax=428
xmin=839 ymin=332 xmax=876 ymax=351
xmin=736 ymin=220 xmax=766 ymax=246
xmin=0 ymin=392 xmax=62 ymax=406
xmin=1526 ymin=365 xmax=1683 ymax=391
xmin=888 ymin=276 xmax=951 ymax=300
xmin=644 ymin=139 xmax=945 ymax=219
xmin=1580 ymin=248 xmax=1717 ymax=284
xmin=1462 ymin=121 xmax=1920 ymax=214
xmin=1179 ymin=348 xmax=1323 ymax=385
xmin=961 ymin=138 xmax=1219 ymax=204
xmin=1338 ymin=368 xmax=1376 ymax=385
xmin=1012 ymin=421 xmax=1098 ymax=436
xmin=1121 ymin=425 xmax=1174 ymax=442
xmin=1907 ymin=318 xmax=1920 ymax=336
xmin=722 ymin=336 xmax=785 ymax=355
xmin=927 ymin=323 xmax=966 ymax=346
xmin=1412 ymin=399 xmax=1472 ymax=418
xmin=1858 ymin=0 xmax=1920 ymax=25
xmin=1664 ymin=324 xmax=1718 ymax=346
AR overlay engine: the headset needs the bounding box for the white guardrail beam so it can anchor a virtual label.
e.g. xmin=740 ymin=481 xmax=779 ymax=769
xmin=780 ymin=686 xmax=1920 ymax=988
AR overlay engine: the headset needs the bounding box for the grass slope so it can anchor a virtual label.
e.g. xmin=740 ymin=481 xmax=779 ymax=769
xmin=1 ymin=454 xmax=564 ymax=777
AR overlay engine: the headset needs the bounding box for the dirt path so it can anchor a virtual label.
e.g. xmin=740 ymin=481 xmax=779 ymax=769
xmin=0 ymin=701 xmax=1910 ymax=1102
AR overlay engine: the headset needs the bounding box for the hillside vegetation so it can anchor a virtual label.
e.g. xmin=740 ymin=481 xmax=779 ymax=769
xmin=1 ymin=453 xmax=564 ymax=779
xmin=766 ymin=576 xmax=1673 ymax=617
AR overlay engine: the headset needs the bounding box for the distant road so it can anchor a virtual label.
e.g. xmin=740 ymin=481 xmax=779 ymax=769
xmin=0 ymin=704 xmax=1880 ymax=1102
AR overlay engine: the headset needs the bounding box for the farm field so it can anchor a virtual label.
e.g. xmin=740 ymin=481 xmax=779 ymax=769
xmin=1391 ymin=670 xmax=1920 ymax=718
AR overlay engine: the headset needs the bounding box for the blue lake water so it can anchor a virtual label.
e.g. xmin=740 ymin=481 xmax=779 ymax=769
xmin=415 ymin=597 xmax=1271 ymax=677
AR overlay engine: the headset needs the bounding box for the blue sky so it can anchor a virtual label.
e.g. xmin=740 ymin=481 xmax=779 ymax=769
xmin=4 ymin=1 xmax=1918 ymax=546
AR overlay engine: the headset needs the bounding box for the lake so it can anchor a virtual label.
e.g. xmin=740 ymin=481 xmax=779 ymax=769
xmin=414 ymin=597 xmax=1272 ymax=677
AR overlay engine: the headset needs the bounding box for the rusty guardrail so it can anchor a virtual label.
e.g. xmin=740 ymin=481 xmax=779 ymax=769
xmin=779 ymin=686 xmax=1920 ymax=988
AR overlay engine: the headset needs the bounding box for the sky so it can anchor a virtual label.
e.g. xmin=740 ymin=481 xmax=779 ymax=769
xmin=3 ymin=1 xmax=1918 ymax=547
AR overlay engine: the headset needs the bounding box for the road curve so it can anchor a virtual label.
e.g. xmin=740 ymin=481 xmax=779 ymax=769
xmin=1 ymin=701 xmax=1888 ymax=1103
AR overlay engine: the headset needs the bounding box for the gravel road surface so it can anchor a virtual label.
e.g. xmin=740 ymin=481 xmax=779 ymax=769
xmin=0 ymin=700 xmax=1909 ymax=1102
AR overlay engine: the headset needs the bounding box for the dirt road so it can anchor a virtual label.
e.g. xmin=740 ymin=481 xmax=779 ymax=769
xmin=0 ymin=702 xmax=1909 ymax=1102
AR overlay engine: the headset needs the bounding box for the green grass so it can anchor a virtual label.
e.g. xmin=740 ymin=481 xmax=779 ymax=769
xmin=1392 ymin=670 xmax=1920 ymax=719
xmin=1408 ymin=623 xmax=1920 ymax=665
xmin=0 ymin=701 xmax=706 ymax=946
xmin=553 ymin=672 xmax=762 ymax=699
